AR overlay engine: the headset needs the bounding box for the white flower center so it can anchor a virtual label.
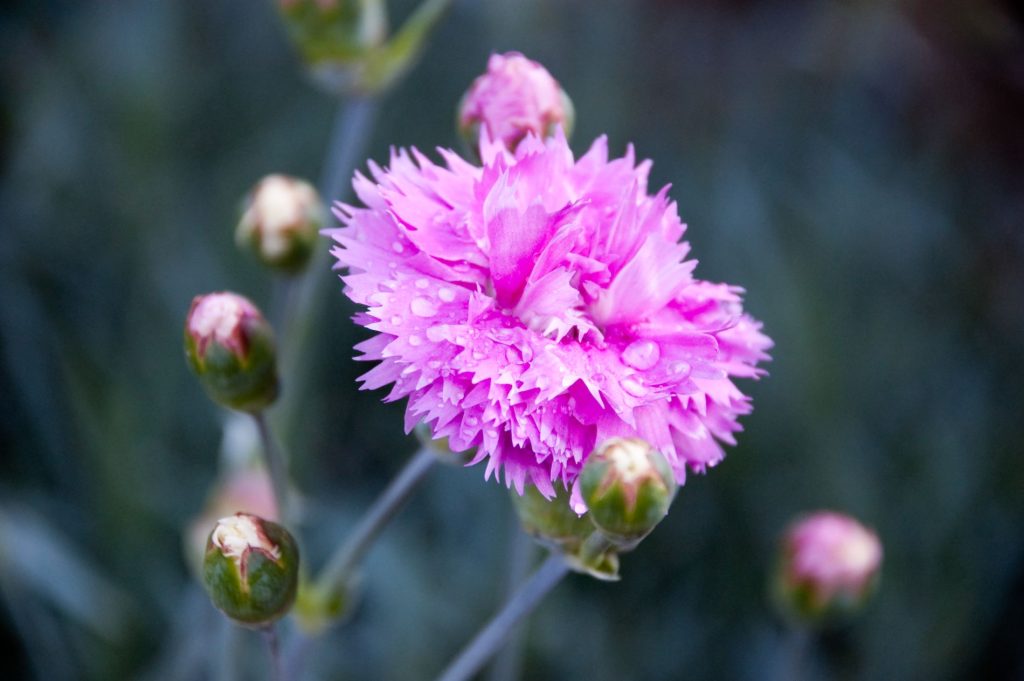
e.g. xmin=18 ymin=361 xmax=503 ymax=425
xmin=211 ymin=514 xmax=280 ymax=567
xmin=605 ymin=438 xmax=652 ymax=486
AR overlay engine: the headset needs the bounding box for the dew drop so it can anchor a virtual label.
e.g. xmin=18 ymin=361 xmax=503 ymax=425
xmin=621 ymin=377 xmax=646 ymax=397
xmin=410 ymin=297 xmax=438 ymax=318
xmin=392 ymin=241 xmax=404 ymax=253
xmin=621 ymin=339 xmax=661 ymax=371
xmin=415 ymin=278 xmax=430 ymax=289
xmin=390 ymin=316 xmax=403 ymax=326
xmin=408 ymin=334 xmax=423 ymax=346
xmin=438 ymin=288 xmax=456 ymax=302
xmin=669 ymin=361 xmax=691 ymax=376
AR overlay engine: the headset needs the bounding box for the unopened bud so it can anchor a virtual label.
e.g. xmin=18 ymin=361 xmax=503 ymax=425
xmin=458 ymin=52 xmax=574 ymax=153
xmin=276 ymin=0 xmax=387 ymax=64
xmin=203 ymin=513 xmax=299 ymax=627
xmin=511 ymin=483 xmax=593 ymax=557
xmin=237 ymin=175 xmax=324 ymax=274
xmin=184 ymin=293 xmax=279 ymax=412
xmin=510 ymin=483 xmax=619 ymax=580
xmin=579 ymin=438 xmax=676 ymax=543
xmin=774 ymin=512 xmax=883 ymax=624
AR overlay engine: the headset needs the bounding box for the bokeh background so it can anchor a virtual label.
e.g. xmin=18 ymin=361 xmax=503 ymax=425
xmin=2 ymin=0 xmax=1023 ymax=679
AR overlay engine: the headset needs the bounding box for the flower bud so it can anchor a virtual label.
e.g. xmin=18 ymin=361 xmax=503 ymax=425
xmin=458 ymin=52 xmax=574 ymax=152
xmin=579 ymin=437 xmax=676 ymax=544
xmin=774 ymin=512 xmax=883 ymax=623
xmin=203 ymin=513 xmax=299 ymax=627
xmin=236 ymin=174 xmax=325 ymax=274
xmin=184 ymin=293 xmax=279 ymax=412
xmin=511 ymin=483 xmax=592 ymax=556
xmin=511 ymin=484 xmax=620 ymax=581
xmin=276 ymin=0 xmax=387 ymax=64
xmin=184 ymin=467 xmax=280 ymax=576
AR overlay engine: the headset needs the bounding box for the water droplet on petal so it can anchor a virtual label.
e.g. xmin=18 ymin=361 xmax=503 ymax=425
xmin=621 ymin=377 xmax=647 ymax=397
xmin=390 ymin=316 xmax=402 ymax=326
xmin=415 ymin=278 xmax=429 ymax=289
xmin=438 ymin=288 xmax=456 ymax=302
xmin=670 ymin=361 xmax=691 ymax=376
xmin=392 ymin=241 xmax=404 ymax=253
xmin=408 ymin=334 xmax=422 ymax=346
xmin=622 ymin=339 xmax=661 ymax=371
xmin=410 ymin=297 xmax=438 ymax=318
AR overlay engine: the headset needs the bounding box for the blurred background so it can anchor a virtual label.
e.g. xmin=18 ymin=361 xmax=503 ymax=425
xmin=2 ymin=0 xmax=1023 ymax=679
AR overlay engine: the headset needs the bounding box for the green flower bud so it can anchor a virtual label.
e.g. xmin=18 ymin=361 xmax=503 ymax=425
xmin=184 ymin=293 xmax=279 ymax=412
xmin=203 ymin=513 xmax=299 ymax=627
xmin=510 ymin=484 xmax=619 ymax=581
xmin=276 ymin=0 xmax=387 ymax=65
xmin=236 ymin=175 xmax=324 ymax=274
xmin=580 ymin=437 xmax=677 ymax=544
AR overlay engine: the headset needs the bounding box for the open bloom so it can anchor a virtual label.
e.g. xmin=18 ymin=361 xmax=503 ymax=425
xmin=329 ymin=130 xmax=771 ymax=509
xmin=458 ymin=52 xmax=572 ymax=150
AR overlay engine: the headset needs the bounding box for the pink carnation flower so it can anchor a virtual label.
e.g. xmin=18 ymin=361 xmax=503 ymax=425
xmin=458 ymin=52 xmax=569 ymax=150
xmin=328 ymin=130 xmax=771 ymax=509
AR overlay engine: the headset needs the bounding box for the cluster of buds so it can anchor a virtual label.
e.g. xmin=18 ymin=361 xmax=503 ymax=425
xmin=184 ymin=293 xmax=279 ymax=412
xmin=457 ymin=52 xmax=574 ymax=154
xmin=203 ymin=513 xmax=300 ymax=627
xmin=236 ymin=174 xmax=324 ymax=275
xmin=774 ymin=511 xmax=883 ymax=624
xmin=513 ymin=438 xmax=676 ymax=580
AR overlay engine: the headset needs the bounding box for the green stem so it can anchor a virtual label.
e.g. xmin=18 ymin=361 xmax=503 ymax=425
xmin=315 ymin=447 xmax=436 ymax=600
xmin=262 ymin=625 xmax=284 ymax=681
xmin=252 ymin=412 xmax=290 ymax=523
xmin=435 ymin=554 xmax=570 ymax=681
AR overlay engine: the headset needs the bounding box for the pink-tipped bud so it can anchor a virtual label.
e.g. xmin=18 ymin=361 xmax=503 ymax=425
xmin=237 ymin=174 xmax=324 ymax=274
xmin=184 ymin=293 xmax=279 ymax=412
xmin=580 ymin=437 xmax=677 ymax=544
xmin=185 ymin=468 xmax=280 ymax=576
xmin=458 ymin=52 xmax=574 ymax=152
xmin=775 ymin=512 xmax=883 ymax=623
xmin=203 ymin=513 xmax=299 ymax=627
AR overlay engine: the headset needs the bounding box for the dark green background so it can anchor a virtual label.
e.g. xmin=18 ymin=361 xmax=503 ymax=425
xmin=2 ymin=1 xmax=1023 ymax=679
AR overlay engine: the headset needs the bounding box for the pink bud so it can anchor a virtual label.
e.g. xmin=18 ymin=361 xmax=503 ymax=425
xmin=458 ymin=52 xmax=573 ymax=151
xmin=777 ymin=511 xmax=883 ymax=622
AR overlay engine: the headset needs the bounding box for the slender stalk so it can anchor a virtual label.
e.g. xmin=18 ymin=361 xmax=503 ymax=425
xmin=784 ymin=626 xmax=811 ymax=681
xmin=275 ymin=97 xmax=377 ymax=364
xmin=316 ymin=447 xmax=437 ymax=596
xmin=487 ymin=517 xmax=537 ymax=681
xmin=262 ymin=626 xmax=284 ymax=681
xmin=252 ymin=411 xmax=290 ymax=523
xmin=435 ymin=554 xmax=570 ymax=681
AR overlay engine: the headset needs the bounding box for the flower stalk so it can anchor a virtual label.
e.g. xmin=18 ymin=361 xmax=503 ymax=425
xmin=252 ymin=412 xmax=292 ymax=524
xmin=435 ymin=553 xmax=570 ymax=681
xmin=297 ymin=447 xmax=437 ymax=629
